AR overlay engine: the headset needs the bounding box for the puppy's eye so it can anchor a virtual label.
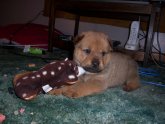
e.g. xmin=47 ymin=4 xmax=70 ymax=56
xmin=101 ymin=51 xmax=107 ymax=56
xmin=83 ymin=49 xmax=91 ymax=54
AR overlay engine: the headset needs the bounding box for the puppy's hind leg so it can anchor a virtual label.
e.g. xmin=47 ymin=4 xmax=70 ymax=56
xmin=123 ymin=62 xmax=141 ymax=92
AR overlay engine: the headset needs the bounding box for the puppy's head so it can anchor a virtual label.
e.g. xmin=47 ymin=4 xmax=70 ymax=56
xmin=73 ymin=31 xmax=113 ymax=73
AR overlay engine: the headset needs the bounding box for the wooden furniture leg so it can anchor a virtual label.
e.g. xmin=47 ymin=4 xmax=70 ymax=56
xmin=143 ymin=4 xmax=158 ymax=66
xmin=48 ymin=0 xmax=55 ymax=52
xmin=74 ymin=15 xmax=80 ymax=37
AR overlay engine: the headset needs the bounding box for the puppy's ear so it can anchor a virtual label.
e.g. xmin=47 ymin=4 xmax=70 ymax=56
xmin=73 ymin=34 xmax=85 ymax=45
xmin=107 ymin=38 xmax=113 ymax=52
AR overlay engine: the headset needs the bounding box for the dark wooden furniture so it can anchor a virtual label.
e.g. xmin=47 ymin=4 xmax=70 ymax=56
xmin=44 ymin=0 xmax=163 ymax=66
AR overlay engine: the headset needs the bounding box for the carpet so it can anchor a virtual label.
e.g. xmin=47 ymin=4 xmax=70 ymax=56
xmin=0 ymin=47 xmax=165 ymax=124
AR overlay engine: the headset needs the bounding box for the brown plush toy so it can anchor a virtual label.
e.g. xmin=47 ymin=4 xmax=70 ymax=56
xmin=13 ymin=59 xmax=85 ymax=100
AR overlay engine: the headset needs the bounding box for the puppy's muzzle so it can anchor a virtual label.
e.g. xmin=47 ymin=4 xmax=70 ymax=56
xmin=83 ymin=59 xmax=101 ymax=73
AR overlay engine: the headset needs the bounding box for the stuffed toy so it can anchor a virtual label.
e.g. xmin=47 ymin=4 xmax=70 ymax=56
xmin=13 ymin=58 xmax=85 ymax=100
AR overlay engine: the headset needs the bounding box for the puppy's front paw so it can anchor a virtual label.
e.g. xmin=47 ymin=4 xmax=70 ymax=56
xmin=48 ymin=88 xmax=63 ymax=95
xmin=63 ymin=89 xmax=80 ymax=98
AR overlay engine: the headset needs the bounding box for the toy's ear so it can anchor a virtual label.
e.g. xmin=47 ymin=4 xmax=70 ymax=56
xmin=73 ymin=34 xmax=85 ymax=45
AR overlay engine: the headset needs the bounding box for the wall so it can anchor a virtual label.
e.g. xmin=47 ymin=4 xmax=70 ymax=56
xmin=55 ymin=18 xmax=129 ymax=46
xmin=55 ymin=18 xmax=165 ymax=54
xmin=0 ymin=0 xmax=164 ymax=53
xmin=0 ymin=0 xmax=48 ymax=26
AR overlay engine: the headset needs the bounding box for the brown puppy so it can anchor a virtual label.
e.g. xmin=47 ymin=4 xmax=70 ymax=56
xmin=49 ymin=31 xmax=140 ymax=98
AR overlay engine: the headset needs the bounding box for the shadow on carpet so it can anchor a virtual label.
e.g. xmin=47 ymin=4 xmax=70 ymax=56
xmin=0 ymin=47 xmax=165 ymax=124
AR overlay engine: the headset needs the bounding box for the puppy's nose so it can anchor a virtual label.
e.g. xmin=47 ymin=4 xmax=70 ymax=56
xmin=92 ymin=59 xmax=100 ymax=67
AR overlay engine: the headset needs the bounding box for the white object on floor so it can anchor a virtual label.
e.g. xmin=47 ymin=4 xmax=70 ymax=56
xmin=23 ymin=45 xmax=31 ymax=53
xmin=125 ymin=21 xmax=140 ymax=51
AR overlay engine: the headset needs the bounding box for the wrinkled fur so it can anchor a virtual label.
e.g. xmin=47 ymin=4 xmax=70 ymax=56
xmin=49 ymin=31 xmax=140 ymax=98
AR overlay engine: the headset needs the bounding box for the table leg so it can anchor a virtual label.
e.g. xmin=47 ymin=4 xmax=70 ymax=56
xmin=48 ymin=0 xmax=56 ymax=52
xmin=143 ymin=5 xmax=157 ymax=66
xmin=74 ymin=15 xmax=80 ymax=37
